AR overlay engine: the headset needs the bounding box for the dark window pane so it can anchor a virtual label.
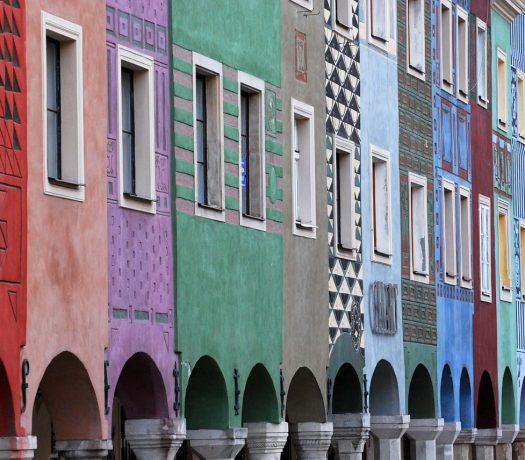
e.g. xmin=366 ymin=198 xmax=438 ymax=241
xmin=46 ymin=37 xmax=61 ymax=179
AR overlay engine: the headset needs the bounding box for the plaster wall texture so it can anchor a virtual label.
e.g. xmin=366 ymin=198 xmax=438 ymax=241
xmin=23 ymin=0 xmax=108 ymax=437
xmin=105 ymin=0 xmax=176 ymax=427
xmin=171 ymin=0 xmax=283 ymax=429
xmin=280 ymin=0 xmax=329 ymax=412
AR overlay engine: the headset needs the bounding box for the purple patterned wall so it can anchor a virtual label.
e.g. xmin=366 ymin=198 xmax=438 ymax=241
xmin=105 ymin=0 xmax=174 ymax=427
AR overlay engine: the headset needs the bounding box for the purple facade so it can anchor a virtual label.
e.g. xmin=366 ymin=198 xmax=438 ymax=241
xmin=105 ymin=0 xmax=174 ymax=433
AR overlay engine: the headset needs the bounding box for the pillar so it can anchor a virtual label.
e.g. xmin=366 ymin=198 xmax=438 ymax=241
xmin=512 ymin=428 xmax=525 ymax=460
xmin=495 ymin=424 xmax=518 ymax=460
xmin=474 ymin=428 xmax=501 ymax=460
xmin=187 ymin=428 xmax=247 ymax=460
xmin=55 ymin=440 xmax=112 ymax=459
xmin=405 ymin=418 xmax=444 ymax=460
xmin=370 ymin=415 xmax=410 ymax=460
xmin=453 ymin=428 xmax=476 ymax=460
xmin=0 ymin=436 xmax=37 ymax=459
xmin=243 ymin=422 xmax=288 ymax=459
xmin=436 ymin=421 xmax=461 ymax=460
xmin=331 ymin=413 xmax=370 ymax=460
xmin=125 ymin=418 xmax=186 ymax=460
xmin=289 ymin=422 xmax=333 ymax=459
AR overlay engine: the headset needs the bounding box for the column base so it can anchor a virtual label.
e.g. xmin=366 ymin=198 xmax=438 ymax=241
xmin=0 ymin=436 xmax=37 ymax=459
xmin=405 ymin=418 xmax=444 ymax=460
xmin=55 ymin=440 xmax=112 ymax=459
xmin=436 ymin=421 xmax=461 ymax=460
xmin=495 ymin=424 xmax=518 ymax=460
xmin=125 ymin=418 xmax=186 ymax=460
xmin=370 ymin=415 xmax=410 ymax=460
xmin=453 ymin=428 xmax=477 ymax=460
xmin=332 ymin=413 xmax=370 ymax=460
xmin=187 ymin=428 xmax=247 ymax=460
xmin=512 ymin=428 xmax=525 ymax=460
xmin=243 ymin=422 xmax=288 ymax=459
xmin=289 ymin=422 xmax=333 ymax=459
xmin=474 ymin=429 xmax=501 ymax=460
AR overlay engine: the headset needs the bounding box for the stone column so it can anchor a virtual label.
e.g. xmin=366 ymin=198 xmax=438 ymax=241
xmin=495 ymin=424 xmax=518 ymax=460
xmin=0 ymin=436 xmax=37 ymax=459
xmin=55 ymin=440 xmax=112 ymax=459
xmin=512 ymin=428 xmax=525 ymax=460
xmin=474 ymin=428 xmax=501 ymax=460
xmin=289 ymin=422 xmax=333 ymax=459
xmin=370 ymin=415 xmax=410 ymax=460
xmin=453 ymin=428 xmax=476 ymax=460
xmin=436 ymin=421 xmax=461 ymax=460
xmin=243 ymin=422 xmax=288 ymax=459
xmin=405 ymin=418 xmax=444 ymax=460
xmin=331 ymin=413 xmax=370 ymax=460
xmin=125 ymin=418 xmax=186 ymax=460
xmin=187 ymin=428 xmax=247 ymax=460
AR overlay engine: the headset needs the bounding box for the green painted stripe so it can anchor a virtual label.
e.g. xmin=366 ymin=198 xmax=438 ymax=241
xmin=174 ymin=83 xmax=193 ymax=101
xmin=266 ymin=138 xmax=283 ymax=156
xmin=224 ymin=124 xmax=239 ymax=142
xmin=266 ymin=164 xmax=283 ymax=178
xmin=275 ymin=98 xmax=283 ymax=111
xmin=175 ymin=133 xmax=194 ymax=151
xmin=224 ymin=101 xmax=239 ymax=117
xmin=223 ymin=76 xmax=238 ymax=93
xmin=176 ymin=158 xmax=194 ymax=176
xmin=224 ymin=147 xmax=239 ymax=165
xmin=266 ymin=207 xmax=283 ymax=222
xmin=175 ymin=107 xmax=193 ymax=126
xmin=225 ymin=195 xmax=239 ymax=211
xmin=275 ymin=119 xmax=283 ymax=133
xmin=176 ymin=184 xmax=194 ymax=201
xmin=266 ymin=187 xmax=284 ymax=201
xmin=225 ymin=172 xmax=239 ymax=188
xmin=173 ymin=56 xmax=193 ymax=75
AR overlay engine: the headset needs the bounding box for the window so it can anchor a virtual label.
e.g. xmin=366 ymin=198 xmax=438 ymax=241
xmin=409 ymin=173 xmax=429 ymax=282
xmin=440 ymin=0 xmax=453 ymax=91
xmin=334 ymin=137 xmax=356 ymax=256
xmin=457 ymin=7 xmax=468 ymax=101
xmin=193 ymin=53 xmax=224 ymax=221
xmin=407 ymin=0 xmax=425 ymax=75
xmin=520 ymin=221 xmax=525 ymax=298
xmin=459 ymin=187 xmax=472 ymax=287
xmin=370 ymin=0 xmax=388 ymax=43
xmin=42 ymin=12 xmax=84 ymax=201
xmin=479 ymin=195 xmax=491 ymax=301
xmin=371 ymin=147 xmax=391 ymax=264
xmin=476 ymin=20 xmax=488 ymax=105
xmin=498 ymin=199 xmax=511 ymax=301
xmin=117 ymin=46 xmax=155 ymax=213
xmin=238 ymin=72 xmax=265 ymax=230
xmin=292 ymin=99 xmax=316 ymax=238
xmin=497 ymin=49 xmax=508 ymax=129
xmin=442 ymin=180 xmax=456 ymax=284
xmin=333 ymin=0 xmax=353 ymax=38
xmin=517 ymin=71 xmax=525 ymax=140
xmin=371 ymin=281 xmax=398 ymax=335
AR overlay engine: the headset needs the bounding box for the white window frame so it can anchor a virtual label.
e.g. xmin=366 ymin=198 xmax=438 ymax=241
xmin=498 ymin=198 xmax=512 ymax=302
xmin=41 ymin=12 xmax=84 ymax=201
xmin=370 ymin=145 xmax=392 ymax=265
xmin=440 ymin=0 xmax=453 ymax=93
xmin=456 ymin=7 xmax=469 ymax=103
xmin=517 ymin=70 xmax=525 ymax=142
xmin=291 ymin=99 xmax=316 ymax=239
xmin=459 ymin=186 xmax=472 ymax=288
xmin=406 ymin=0 xmax=425 ymax=79
xmin=238 ymin=71 xmax=265 ymax=231
xmin=193 ymin=52 xmax=225 ymax=222
xmin=334 ymin=136 xmax=357 ymax=259
xmin=442 ymin=179 xmax=457 ymax=284
xmin=476 ymin=19 xmax=489 ymax=107
xmin=289 ymin=0 xmax=313 ymax=11
xmin=117 ymin=45 xmax=156 ymax=214
xmin=332 ymin=0 xmax=354 ymax=39
xmin=497 ymin=48 xmax=508 ymax=131
xmin=519 ymin=219 xmax=525 ymax=300
xmin=368 ymin=0 xmax=391 ymax=51
xmin=479 ymin=194 xmax=492 ymax=302
xmin=408 ymin=173 xmax=429 ymax=283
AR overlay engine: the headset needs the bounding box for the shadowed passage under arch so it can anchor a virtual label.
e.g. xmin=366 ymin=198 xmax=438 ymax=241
xmin=501 ymin=367 xmax=515 ymax=425
xmin=242 ymin=363 xmax=279 ymax=424
xmin=408 ymin=364 xmax=435 ymax=419
xmin=369 ymin=360 xmax=399 ymax=416
xmin=332 ymin=363 xmax=362 ymax=414
xmin=440 ymin=364 xmax=454 ymax=422
xmin=0 ymin=359 xmax=15 ymax=435
xmin=476 ymin=371 xmax=497 ymax=429
xmin=459 ymin=368 xmax=472 ymax=428
xmin=286 ymin=367 xmax=326 ymax=423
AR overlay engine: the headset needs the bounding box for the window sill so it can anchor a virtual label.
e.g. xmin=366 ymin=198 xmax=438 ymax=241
xmin=195 ymin=201 xmax=226 ymax=222
xmin=123 ymin=192 xmax=155 ymax=204
xmin=407 ymin=64 xmax=426 ymax=81
xmin=457 ymin=90 xmax=469 ymax=104
xmin=441 ymin=80 xmax=453 ymax=94
xmin=44 ymin=178 xmax=85 ymax=202
xmin=410 ymin=271 xmax=429 ymax=284
xmin=477 ymin=95 xmax=489 ymax=108
xmin=335 ymin=244 xmax=358 ymax=261
xmin=444 ymin=274 xmax=457 ymax=285
xmin=120 ymin=193 xmax=156 ymax=214
xmin=372 ymin=250 xmax=392 ymax=266
xmin=518 ymin=135 xmax=525 ymax=145
xmin=498 ymin=120 xmax=508 ymax=132
xmin=293 ymin=221 xmax=317 ymax=239
xmin=500 ymin=285 xmax=512 ymax=302
xmin=480 ymin=293 xmax=492 ymax=303
xmin=332 ymin=22 xmax=354 ymax=40
xmin=240 ymin=212 xmax=266 ymax=232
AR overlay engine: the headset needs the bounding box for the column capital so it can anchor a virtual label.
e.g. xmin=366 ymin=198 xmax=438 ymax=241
xmin=498 ymin=424 xmax=519 ymax=444
xmin=243 ymin=422 xmax=288 ymax=459
xmin=406 ymin=418 xmax=444 ymax=442
xmin=370 ymin=415 xmax=410 ymax=439
xmin=125 ymin=418 xmax=186 ymax=460
xmin=290 ymin=422 xmax=333 ymax=459
xmin=332 ymin=413 xmax=370 ymax=455
xmin=456 ymin=428 xmax=477 ymax=444
xmin=475 ymin=429 xmax=502 ymax=446
xmin=436 ymin=421 xmax=461 ymax=446
xmin=187 ymin=428 xmax=247 ymax=460
xmin=0 ymin=436 xmax=37 ymax=459
xmin=55 ymin=439 xmax=112 ymax=459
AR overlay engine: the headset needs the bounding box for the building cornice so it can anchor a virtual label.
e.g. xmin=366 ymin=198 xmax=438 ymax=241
xmin=491 ymin=0 xmax=525 ymax=23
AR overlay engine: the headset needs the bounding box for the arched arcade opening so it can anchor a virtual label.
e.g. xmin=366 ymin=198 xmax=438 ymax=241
xmin=476 ymin=371 xmax=497 ymax=429
xmin=440 ymin=364 xmax=454 ymax=422
xmin=369 ymin=360 xmax=400 ymax=416
xmin=408 ymin=364 xmax=435 ymax=419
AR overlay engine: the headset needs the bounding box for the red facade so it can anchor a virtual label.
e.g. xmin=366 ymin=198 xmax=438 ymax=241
xmin=0 ymin=0 xmax=26 ymax=436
